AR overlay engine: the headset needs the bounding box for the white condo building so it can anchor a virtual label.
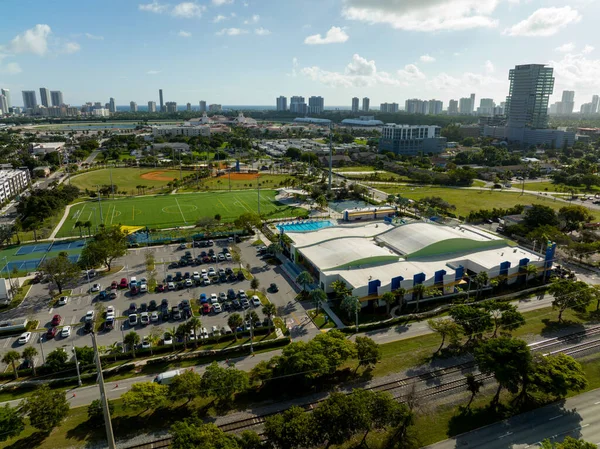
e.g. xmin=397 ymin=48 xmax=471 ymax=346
xmin=0 ymin=169 xmax=31 ymax=204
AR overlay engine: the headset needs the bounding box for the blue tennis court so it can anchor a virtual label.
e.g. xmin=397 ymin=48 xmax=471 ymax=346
xmin=2 ymin=254 xmax=80 ymax=273
xmin=50 ymin=240 xmax=87 ymax=252
xmin=15 ymin=243 xmax=53 ymax=256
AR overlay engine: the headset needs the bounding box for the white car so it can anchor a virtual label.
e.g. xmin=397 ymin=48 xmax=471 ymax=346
xmin=219 ymin=292 xmax=227 ymax=301
xmin=17 ymin=332 xmax=31 ymax=344
xmin=106 ymin=306 xmax=115 ymax=318
xmin=201 ymin=327 xmax=209 ymax=339
xmin=61 ymin=326 xmax=71 ymax=338
xmin=208 ymin=267 xmax=216 ymax=276
xmin=140 ymin=312 xmax=150 ymax=325
xmin=85 ymin=310 xmax=95 ymax=322
xmin=211 ymin=325 xmax=221 ymax=336
xmin=225 ymin=253 xmax=232 ymax=261
xmin=188 ymin=329 xmax=196 ymax=341
xmin=91 ymin=283 xmax=101 ymax=292
xmin=202 ymin=278 xmax=211 ymax=286
xmin=210 ymin=293 xmax=219 ymax=304
xmin=167 ymin=282 xmax=175 ymax=290
xmin=139 ymin=283 xmax=148 ymax=293
xmin=185 ymin=279 xmax=193 ymax=287
xmin=141 ymin=337 xmax=151 ymax=349
xmin=192 ymin=271 xmax=200 ymax=281
xmin=150 ymin=311 xmax=159 ymax=322
xmin=163 ymin=333 xmax=173 ymax=345
xmin=57 ymin=296 xmax=69 ymax=306
xmin=201 ymin=269 xmax=207 ymax=275
xmin=213 ymin=303 xmax=222 ymax=313
xmin=239 ymin=290 xmax=247 ymax=299
xmin=251 ymin=295 xmax=261 ymax=307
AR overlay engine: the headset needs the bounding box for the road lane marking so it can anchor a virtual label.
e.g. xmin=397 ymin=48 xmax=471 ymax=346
xmin=549 ymin=415 xmax=563 ymax=421
xmin=48 ymin=308 xmax=53 ymax=314
xmin=2 ymin=339 xmax=10 ymax=348
xmin=498 ymin=432 xmax=513 ymax=439
xmin=595 ymin=401 xmax=600 ymax=405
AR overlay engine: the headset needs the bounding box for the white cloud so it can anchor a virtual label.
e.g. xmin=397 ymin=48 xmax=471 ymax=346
xmin=213 ymin=0 xmax=234 ymax=4
xmin=503 ymin=6 xmax=581 ymax=37
xmin=428 ymin=71 xmax=500 ymax=90
xmin=555 ymin=42 xmax=575 ymax=53
xmin=288 ymin=57 xmax=299 ymax=77
xmin=85 ymin=33 xmax=104 ymax=40
xmin=420 ymin=54 xmax=435 ymax=63
xmin=397 ymin=64 xmax=426 ymax=82
xmin=172 ymin=2 xmax=205 ymax=18
xmin=244 ymin=14 xmax=260 ymax=24
xmin=213 ymin=14 xmax=228 ymax=22
xmin=147 ymin=70 xmax=161 ymax=75
xmin=243 ymin=1 xmax=249 ymax=6
xmin=8 ymin=24 xmax=52 ymax=56
xmin=342 ymin=0 xmax=499 ymax=32
xmin=484 ymin=60 xmax=494 ymax=73
xmin=138 ymin=1 xmax=169 ymax=13
xmin=582 ymin=45 xmax=594 ymax=54
xmin=304 ymin=26 xmax=349 ymax=45
xmin=301 ymin=53 xmax=401 ymax=87
xmin=63 ymin=42 xmax=81 ymax=54
xmin=178 ymin=30 xmax=192 ymax=37
xmin=216 ymin=28 xmax=248 ymax=36
xmin=255 ymin=28 xmax=271 ymax=36
xmin=550 ymin=52 xmax=600 ymax=91
xmin=0 ymin=56 xmax=21 ymax=75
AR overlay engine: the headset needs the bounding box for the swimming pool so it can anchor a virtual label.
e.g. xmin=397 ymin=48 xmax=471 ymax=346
xmin=277 ymin=220 xmax=335 ymax=233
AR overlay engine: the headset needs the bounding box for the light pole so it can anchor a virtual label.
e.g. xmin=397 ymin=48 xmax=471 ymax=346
xmin=72 ymin=345 xmax=82 ymax=386
xmin=91 ymin=331 xmax=116 ymax=449
xmin=96 ymin=186 xmax=104 ymax=223
xmin=38 ymin=335 xmax=45 ymax=364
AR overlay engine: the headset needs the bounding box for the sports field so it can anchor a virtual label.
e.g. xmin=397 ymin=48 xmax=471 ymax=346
xmin=70 ymin=168 xmax=181 ymax=192
xmin=195 ymin=173 xmax=293 ymax=190
xmin=55 ymin=190 xmax=307 ymax=238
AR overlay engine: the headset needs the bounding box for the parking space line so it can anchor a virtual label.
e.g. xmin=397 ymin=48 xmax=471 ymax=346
xmin=70 ymin=316 xmax=77 ymax=325
xmin=48 ymin=307 xmax=53 ymax=314
xmin=2 ymin=339 xmax=10 ymax=348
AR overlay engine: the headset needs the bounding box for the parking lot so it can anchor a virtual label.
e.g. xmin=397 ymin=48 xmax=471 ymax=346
xmin=0 ymin=237 xmax=316 ymax=370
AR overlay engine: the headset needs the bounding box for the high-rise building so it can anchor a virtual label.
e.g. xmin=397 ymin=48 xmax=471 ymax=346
xmin=405 ymin=99 xmax=427 ymax=114
xmin=506 ymin=64 xmax=553 ymax=130
xmin=560 ymin=90 xmax=575 ymax=115
xmin=186 ymin=102 xmax=192 ymax=111
xmin=591 ymin=95 xmax=599 ymax=114
xmin=109 ymin=97 xmax=116 ymax=113
xmin=159 ymin=89 xmax=165 ymax=112
xmin=580 ymin=103 xmax=594 ymax=114
xmin=0 ymin=95 xmax=8 ymax=114
xmin=379 ymin=125 xmax=446 ymax=156
xmin=427 ymin=99 xmax=443 ymax=115
xmin=21 ymin=91 xmax=37 ymax=109
xmin=362 ymin=97 xmax=370 ymax=112
xmin=308 ymin=96 xmax=324 ymax=114
xmin=470 ymin=93 xmax=476 ymax=113
xmin=130 ymin=101 xmax=138 ymax=112
xmin=1 ymin=89 xmax=11 ymax=108
xmin=276 ymin=96 xmax=287 ymax=111
xmin=199 ymin=100 xmax=206 ymax=112
xmin=380 ymin=103 xmax=399 ymax=113
xmin=290 ymin=96 xmax=307 ymax=114
xmin=477 ymin=98 xmax=495 ymax=116
xmin=459 ymin=97 xmax=473 ymax=114
xmin=166 ymin=102 xmax=177 ymax=113
xmin=208 ymin=104 xmax=221 ymax=112
xmin=148 ymin=101 xmax=156 ymax=113
xmin=351 ymin=97 xmax=359 ymax=113
xmin=448 ymin=99 xmax=458 ymax=114
xmin=39 ymin=87 xmax=51 ymax=107
xmin=50 ymin=91 xmax=63 ymax=107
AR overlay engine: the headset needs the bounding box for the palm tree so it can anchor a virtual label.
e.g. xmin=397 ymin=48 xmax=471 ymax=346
xmin=295 ymin=271 xmax=313 ymax=294
xmin=309 ymin=288 xmax=327 ymax=315
xmin=167 ymin=326 xmax=178 ymax=351
xmin=381 ymin=292 xmax=396 ymax=316
xmin=107 ymin=342 xmax=122 ymax=362
xmin=465 ymin=374 xmax=484 ymax=409
xmin=74 ymin=221 xmax=83 ymax=238
xmin=524 ymin=264 xmax=538 ymax=287
xmin=2 ymin=351 xmax=20 ymax=379
xmin=188 ymin=317 xmax=201 ymax=348
xmin=176 ymin=323 xmax=190 ymax=350
xmin=473 ymin=272 xmax=489 ymax=299
xmin=393 ymin=287 xmax=407 ymax=311
xmin=124 ymin=331 xmax=140 ymax=358
xmin=22 ymin=347 xmax=38 ymax=376
xmin=262 ymin=303 xmax=276 ymax=332
xmin=228 ymin=313 xmax=243 ymax=340
xmin=412 ymin=283 xmax=427 ymax=313
xmin=250 ymin=278 xmax=260 ymax=294
xmin=147 ymin=328 xmax=162 ymax=356
xmin=84 ymin=220 xmax=92 ymax=236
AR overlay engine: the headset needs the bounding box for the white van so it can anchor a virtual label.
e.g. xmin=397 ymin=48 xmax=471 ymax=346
xmin=154 ymin=369 xmax=182 ymax=385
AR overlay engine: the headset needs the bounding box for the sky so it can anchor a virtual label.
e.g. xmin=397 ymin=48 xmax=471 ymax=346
xmin=0 ymin=0 xmax=599 ymax=109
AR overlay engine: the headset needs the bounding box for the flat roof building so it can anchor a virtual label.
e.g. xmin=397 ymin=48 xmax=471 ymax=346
xmin=379 ymin=124 xmax=446 ymax=155
xmin=0 ymin=169 xmax=30 ymax=204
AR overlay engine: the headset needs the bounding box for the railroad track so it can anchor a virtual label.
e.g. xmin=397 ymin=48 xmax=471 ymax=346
xmin=123 ymin=326 xmax=600 ymax=449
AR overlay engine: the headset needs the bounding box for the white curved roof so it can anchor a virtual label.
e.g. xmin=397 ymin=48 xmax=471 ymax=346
xmin=287 ymin=222 xmax=392 ymax=248
xmin=300 ymin=237 xmax=398 ymax=270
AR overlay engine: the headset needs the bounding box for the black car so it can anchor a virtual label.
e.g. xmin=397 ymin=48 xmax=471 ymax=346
xmin=225 ymin=267 xmax=233 ymax=275
xmin=193 ymin=240 xmax=201 ymax=247
xmin=228 ymin=274 xmax=237 ymax=282
xmin=149 ymin=300 xmax=157 ymax=311
xmin=84 ymin=321 xmax=93 ymax=333
xmin=227 ymin=289 xmax=236 ymax=299
xmin=162 ymin=309 xmax=170 ymax=321
xmin=268 ymin=283 xmax=279 ymax=293
xmin=178 ymin=259 xmax=188 ymax=267
xmin=208 ymin=249 xmax=215 ymax=256
xmin=232 ymin=299 xmax=241 ymax=309
xmin=161 ymin=298 xmax=169 ymax=308
xmin=168 ymin=262 xmax=179 ymax=269
xmin=129 ymin=302 xmax=137 ymax=313
xmin=183 ymin=272 xmax=191 ymax=279
xmin=140 ymin=303 xmax=148 ymax=312
xmin=180 ymin=299 xmax=191 ymax=311
xmin=200 ymin=251 xmax=207 ymax=257
xmin=166 ymin=274 xmax=174 ymax=283
xmin=184 ymin=251 xmax=192 ymax=259
xmin=223 ymin=302 xmax=232 ymax=312
xmin=174 ymin=272 xmax=183 ymax=281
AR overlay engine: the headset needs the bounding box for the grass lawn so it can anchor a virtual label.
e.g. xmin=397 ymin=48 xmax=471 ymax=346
xmin=380 ymin=185 xmax=600 ymax=219
xmin=195 ymin=174 xmax=293 ymax=191
xmin=308 ymin=309 xmax=336 ymax=329
xmin=354 ymin=138 xmax=368 ymax=145
xmin=522 ymin=181 xmax=600 ymax=194
xmin=472 ymin=179 xmax=487 ymax=187
xmin=55 ymin=190 xmax=307 ymax=238
xmin=344 ymin=171 xmax=411 ymax=182
xmin=70 ymin=168 xmax=181 ymax=193
xmin=334 ymin=165 xmax=376 ymax=172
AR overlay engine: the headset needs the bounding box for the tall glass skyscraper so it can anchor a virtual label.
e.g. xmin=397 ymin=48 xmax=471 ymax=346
xmin=506 ymin=64 xmax=554 ymax=130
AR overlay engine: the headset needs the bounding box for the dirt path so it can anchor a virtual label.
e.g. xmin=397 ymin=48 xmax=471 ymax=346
xmin=48 ymin=204 xmax=73 ymax=240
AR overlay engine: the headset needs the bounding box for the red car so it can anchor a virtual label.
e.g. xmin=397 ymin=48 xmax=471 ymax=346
xmin=111 ymin=281 xmax=118 ymax=290
xmin=119 ymin=278 xmax=128 ymax=289
xmin=51 ymin=314 xmax=62 ymax=326
xmin=46 ymin=327 xmax=58 ymax=339
xmin=130 ymin=286 xmax=139 ymax=296
xmin=156 ymin=284 xmax=165 ymax=292
xmin=202 ymin=303 xmax=211 ymax=314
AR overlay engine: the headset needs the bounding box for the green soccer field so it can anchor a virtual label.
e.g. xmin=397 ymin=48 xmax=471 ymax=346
xmin=56 ymin=190 xmax=307 ymax=238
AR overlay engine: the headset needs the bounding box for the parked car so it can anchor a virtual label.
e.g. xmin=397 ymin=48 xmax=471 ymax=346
xmin=129 ymin=314 xmax=138 ymax=326
xmin=241 ymin=298 xmax=250 ymax=308
xmin=161 ymin=298 xmax=169 ymax=308
xmin=199 ymin=293 xmax=208 ymax=304
xmin=130 ymin=286 xmax=139 ymax=296
xmin=51 ymin=314 xmax=62 ymax=326
xmin=119 ymin=278 xmax=128 ymax=288
xmin=140 ymin=303 xmax=148 ymax=312
xmin=232 ymin=299 xmax=241 ymax=309
xmin=109 ymin=291 xmax=117 ymax=299
xmin=219 ymin=292 xmax=227 ymax=302
xmin=106 ymin=306 xmax=115 ymax=319
xmin=57 ymin=295 xmax=69 ymax=306
xmin=213 ymin=303 xmax=222 ymax=313
xmin=105 ymin=317 xmax=115 ymax=330
xmin=17 ymin=332 xmax=31 ymax=344
xmin=227 ymin=289 xmax=236 ymax=300
xmin=91 ymin=283 xmax=101 ymax=292
xmin=202 ymin=303 xmax=212 ymax=314
xmin=46 ymin=327 xmax=58 ymax=339
xmin=149 ymin=300 xmax=157 ymax=311
xmin=141 ymin=337 xmax=151 ymax=349
xmin=150 ymin=311 xmax=159 ymax=323
xmin=238 ymin=290 xmax=247 ymax=299
xmin=192 ymin=271 xmax=200 ymax=281
xmin=139 ymin=283 xmax=148 ymax=293
xmin=157 ymin=283 xmax=165 ymax=292
xmin=210 ymin=293 xmax=218 ymax=304
xmin=167 ymin=282 xmax=175 ymax=290
xmin=185 ymin=279 xmax=193 ymax=287
xmin=61 ymin=326 xmax=71 ymax=338
xmin=111 ymin=281 xmax=118 ymax=290
xmin=175 ymin=272 xmax=183 ymax=281
xmin=140 ymin=312 xmax=150 ymax=325
xmin=178 ymin=243 xmax=187 ymax=250
xmin=84 ymin=321 xmax=93 ymax=333
xmin=129 ymin=302 xmax=137 ymax=313
xmin=85 ymin=310 xmax=95 ymax=322
xmin=99 ymin=291 xmax=109 ymax=301
xmin=251 ymin=295 xmax=261 ymax=307
xmin=171 ymin=306 xmax=181 ymax=320
xmin=163 ymin=333 xmax=173 ymax=345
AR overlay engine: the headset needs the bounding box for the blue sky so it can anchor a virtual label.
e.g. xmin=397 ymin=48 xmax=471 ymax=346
xmin=0 ymin=0 xmax=599 ymax=108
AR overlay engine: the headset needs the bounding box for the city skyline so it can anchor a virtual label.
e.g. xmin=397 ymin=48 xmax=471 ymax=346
xmin=0 ymin=0 xmax=599 ymax=107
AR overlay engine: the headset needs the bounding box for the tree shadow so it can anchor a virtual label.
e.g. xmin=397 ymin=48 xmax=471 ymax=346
xmin=65 ymin=419 xmax=104 ymax=442
xmin=540 ymin=319 xmax=585 ymax=339
xmin=4 ymin=431 xmax=48 ymax=449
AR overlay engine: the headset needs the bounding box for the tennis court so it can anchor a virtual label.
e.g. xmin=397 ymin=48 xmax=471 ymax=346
xmin=50 ymin=239 xmax=87 ymax=252
xmin=1 ymin=254 xmax=81 ymax=274
xmin=14 ymin=243 xmax=53 ymax=256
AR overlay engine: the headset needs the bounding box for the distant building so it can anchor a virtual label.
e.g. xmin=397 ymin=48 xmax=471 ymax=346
xmin=30 ymin=142 xmax=65 ymax=155
xmin=380 ymin=103 xmax=399 ymax=113
xmin=379 ymin=124 xmax=446 ymax=155
xmin=152 ymin=124 xmax=211 ymax=137
xmin=290 ymin=96 xmax=307 ymax=114
xmin=293 ymin=117 xmax=331 ymax=124
xmin=580 ymin=103 xmax=594 ymax=114
xmin=459 ymin=97 xmax=473 ymax=114
xmin=592 ymin=95 xmax=599 ymax=114
xmin=208 ymin=104 xmax=221 ymax=112
xmin=147 ymin=101 xmax=156 ymax=113
xmin=39 ymin=88 xmax=51 ymax=107
xmin=130 ymin=101 xmax=138 ymax=112
xmin=448 ymin=99 xmax=458 ymax=114
xmin=166 ymin=102 xmax=177 ymax=113
xmin=341 ymin=116 xmax=384 ymax=127
xmin=308 ymin=96 xmax=324 ymax=114
xmin=405 ymin=99 xmax=427 ymax=114
xmin=427 ymin=99 xmax=443 ymax=115
xmin=559 ymin=90 xmax=575 ymax=115
xmin=199 ymin=100 xmax=206 ymax=112
xmin=186 ymin=102 xmax=192 ymax=111
xmin=92 ymin=108 xmax=109 ymax=117
xmin=50 ymin=91 xmax=63 ymax=107
xmin=478 ymin=98 xmax=495 ymax=116
xmin=1 ymin=89 xmax=11 ymax=108
xmin=0 ymin=169 xmax=30 ymax=203
xmin=0 ymin=95 xmax=8 ymax=115
xmin=21 ymin=91 xmax=37 ymax=110
xmin=159 ymin=89 xmax=165 ymax=112
xmin=276 ymin=96 xmax=287 ymax=111
xmin=351 ymin=97 xmax=359 ymax=113
xmin=362 ymin=97 xmax=370 ymax=112
xmin=109 ymin=97 xmax=116 ymax=113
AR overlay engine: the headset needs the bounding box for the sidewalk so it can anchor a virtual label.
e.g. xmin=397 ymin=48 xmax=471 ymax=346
xmin=321 ymin=302 xmax=345 ymax=328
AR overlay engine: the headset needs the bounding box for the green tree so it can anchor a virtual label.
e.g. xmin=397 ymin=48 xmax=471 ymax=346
xmin=45 ymin=348 xmax=68 ymax=372
xmin=22 ymin=346 xmax=38 ymax=376
xmin=474 ymin=337 xmax=532 ymax=407
xmin=75 ymin=346 xmax=95 ymax=365
xmin=484 ymin=301 xmax=525 ymax=337
xmin=80 ymin=225 xmax=128 ymax=270
xmin=250 ymin=278 xmax=260 ymax=293
xmin=171 ymin=419 xmax=240 ymax=449
xmin=169 ymin=370 xmax=202 ymax=404
xmin=188 ymin=317 xmax=201 ymax=348
xmin=262 ymin=303 xmax=276 ymax=332
xmin=549 ymin=279 xmax=593 ymax=322
xmin=313 ymin=391 xmax=370 ymax=447
xmin=473 ymin=271 xmax=489 ymax=299
xmin=40 ymin=252 xmax=80 ymax=294
xmin=355 ymin=336 xmax=381 ymax=371
xmin=428 ymin=319 xmax=462 ymax=354
xmin=465 ymin=374 xmax=484 ymax=409
xmin=330 ymin=279 xmax=351 ymax=299
xmin=381 ymin=291 xmax=396 ymax=316
xmin=524 ymin=264 xmax=538 ymax=286
xmin=21 ymin=384 xmax=70 ymax=432
xmin=558 ymin=205 xmax=594 ymax=232
xmin=122 ymin=382 xmax=168 ymax=412
xmin=228 ymin=313 xmax=244 ymax=340
xmin=529 ymin=353 xmax=587 ymax=398
xmin=124 ymin=331 xmax=140 ymax=357
xmin=264 ymin=406 xmax=318 ymax=449
xmin=1 ymin=351 xmax=20 ymax=380
xmin=309 ymin=288 xmax=327 ymax=315
xmin=201 ymin=362 xmax=249 ymax=403
xmin=236 ymin=430 xmax=262 ymax=449
xmin=0 ymin=404 xmax=24 ymax=442
xmin=523 ymin=204 xmax=559 ymax=229
xmin=450 ymin=305 xmax=493 ymax=342
xmin=540 ymin=437 xmax=596 ymax=449
xmin=412 ymin=283 xmax=427 ymax=313
xmin=295 ymin=271 xmax=312 ymax=292
xmin=74 ymin=220 xmax=83 ymax=238
xmin=87 ymin=399 xmax=114 ymax=427
xmin=341 ymin=295 xmax=360 ymax=322
xmin=315 ymin=194 xmax=328 ymax=209
xmin=233 ymin=213 xmax=262 ymax=232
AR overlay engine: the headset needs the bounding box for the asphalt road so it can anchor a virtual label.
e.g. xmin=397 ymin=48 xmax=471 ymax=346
xmin=422 ymin=388 xmax=600 ymax=448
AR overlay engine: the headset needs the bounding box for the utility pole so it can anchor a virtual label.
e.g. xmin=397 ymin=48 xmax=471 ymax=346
xmin=97 ymin=186 xmax=104 ymax=223
xmin=91 ymin=331 xmax=116 ymax=449
xmin=109 ymin=164 xmax=114 ymax=200
xmin=72 ymin=345 xmax=82 ymax=386
xmin=257 ymin=174 xmax=260 ymax=217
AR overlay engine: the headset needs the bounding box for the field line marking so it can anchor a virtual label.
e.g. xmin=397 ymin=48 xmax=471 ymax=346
xmin=132 ymin=206 xmax=135 ymax=221
xmin=239 ymin=196 xmax=253 ymax=213
xmin=218 ymin=198 xmax=230 ymax=212
xmin=73 ymin=204 xmax=87 ymax=228
xmin=234 ymin=195 xmax=250 ymax=213
xmin=175 ymin=198 xmax=187 ymax=224
xmin=110 ymin=205 xmax=116 ymax=225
